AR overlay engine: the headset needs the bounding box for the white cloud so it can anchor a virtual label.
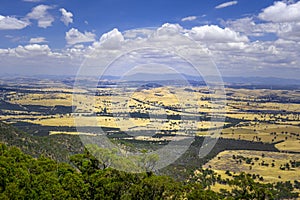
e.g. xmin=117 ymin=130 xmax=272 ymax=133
xmin=84 ymin=25 xmax=299 ymax=79
xmin=255 ymin=1 xmax=300 ymax=42
xmin=208 ymin=39 xmax=300 ymax=78
xmin=123 ymin=28 xmax=154 ymax=39
xmin=0 ymin=44 xmax=78 ymax=75
xmin=223 ymin=17 xmax=257 ymax=35
xmin=225 ymin=8 xmax=300 ymax=42
xmin=181 ymin=16 xmax=197 ymax=22
xmin=2 ymin=44 xmax=52 ymax=57
xmin=98 ymin=28 xmax=124 ymax=49
xmin=29 ymin=37 xmax=47 ymax=44
xmin=215 ymin=1 xmax=238 ymax=9
xmin=148 ymin=23 xmax=188 ymax=47
xmin=259 ymin=1 xmax=300 ymax=23
xmin=65 ymin=28 xmax=96 ymax=45
xmin=187 ymin=25 xmax=249 ymax=43
xmin=224 ymin=17 xmax=282 ymax=36
xmin=0 ymin=15 xmax=29 ymax=30
xmin=157 ymin=23 xmax=184 ymax=35
xmin=277 ymin=22 xmax=300 ymax=41
xmin=18 ymin=44 xmax=50 ymax=54
xmin=26 ymin=4 xmax=54 ymax=28
xmin=60 ymin=8 xmax=73 ymax=26
xmin=0 ymin=23 xmax=299 ymax=79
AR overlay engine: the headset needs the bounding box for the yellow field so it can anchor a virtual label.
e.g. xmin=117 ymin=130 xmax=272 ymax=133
xmin=276 ymin=140 xmax=300 ymax=152
xmin=49 ymin=131 xmax=97 ymax=136
xmin=11 ymin=93 xmax=73 ymax=106
xmin=203 ymin=150 xmax=300 ymax=183
xmin=1 ymin=86 xmax=299 ymax=148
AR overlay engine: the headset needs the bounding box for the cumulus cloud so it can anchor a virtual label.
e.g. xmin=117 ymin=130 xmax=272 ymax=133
xmin=215 ymin=1 xmax=238 ymax=9
xmin=1 ymin=23 xmax=299 ymax=79
xmin=0 ymin=15 xmax=29 ymax=30
xmin=123 ymin=28 xmax=154 ymax=39
xmin=224 ymin=2 xmax=300 ymax=42
xmin=0 ymin=44 xmax=52 ymax=58
xmin=224 ymin=17 xmax=282 ymax=36
xmin=26 ymin=4 xmax=54 ymax=28
xmin=148 ymin=23 xmax=188 ymax=47
xmin=29 ymin=37 xmax=47 ymax=44
xmin=259 ymin=1 xmax=300 ymax=23
xmin=0 ymin=44 xmax=78 ymax=75
xmin=98 ymin=28 xmax=124 ymax=49
xmin=60 ymin=8 xmax=73 ymax=26
xmin=83 ymin=24 xmax=299 ymax=79
xmin=65 ymin=28 xmax=96 ymax=45
xmin=181 ymin=16 xmax=197 ymax=22
xmin=155 ymin=23 xmax=185 ymax=38
xmin=17 ymin=44 xmax=50 ymax=55
xmin=187 ymin=25 xmax=249 ymax=43
xmin=277 ymin=22 xmax=300 ymax=41
xmin=256 ymin=1 xmax=300 ymax=42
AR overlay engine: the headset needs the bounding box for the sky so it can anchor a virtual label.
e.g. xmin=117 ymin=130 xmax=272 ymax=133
xmin=0 ymin=0 xmax=300 ymax=79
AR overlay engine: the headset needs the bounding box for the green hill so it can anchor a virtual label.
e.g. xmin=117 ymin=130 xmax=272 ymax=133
xmin=0 ymin=121 xmax=83 ymax=162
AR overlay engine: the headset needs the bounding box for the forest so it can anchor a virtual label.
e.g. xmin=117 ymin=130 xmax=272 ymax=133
xmin=0 ymin=143 xmax=299 ymax=200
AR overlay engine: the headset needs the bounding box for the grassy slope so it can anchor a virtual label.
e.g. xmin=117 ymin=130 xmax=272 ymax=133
xmin=0 ymin=121 xmax=84 ymax=162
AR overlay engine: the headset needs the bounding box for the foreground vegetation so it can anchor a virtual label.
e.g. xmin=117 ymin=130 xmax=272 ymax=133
xmin=0 ymin=143 xmax=299 ymax=200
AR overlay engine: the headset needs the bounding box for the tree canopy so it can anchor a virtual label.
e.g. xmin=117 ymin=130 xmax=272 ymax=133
xmin=0 ymin=143 xmax=298 ymax=200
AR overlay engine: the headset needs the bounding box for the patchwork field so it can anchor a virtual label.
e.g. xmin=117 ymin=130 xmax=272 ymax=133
xmin=0 ymin=78 xmax=299 ymax=191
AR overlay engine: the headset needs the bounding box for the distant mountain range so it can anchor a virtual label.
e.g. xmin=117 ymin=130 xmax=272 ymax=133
xmin=111 ymin=73 xmax=300 ymax=86
xmin=1 ymin=73 xmax=299 ymax=86
xmin=221 ymin=76 xmax=300 ymax=86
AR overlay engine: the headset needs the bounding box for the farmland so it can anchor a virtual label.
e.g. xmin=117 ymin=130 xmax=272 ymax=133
xmin=0 ymin=77 xmax=299 ymax=189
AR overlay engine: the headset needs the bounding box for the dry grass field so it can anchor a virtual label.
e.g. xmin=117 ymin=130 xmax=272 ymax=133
xmin=203 ymin=150 xmax=300 ymax=183
xmin=10 ymin=93 xmax=73 ymax=106
xmin=275 ymin=140 xmax=300 ymax=152
xmin=1 ymin=86 xmax=299 ymax=139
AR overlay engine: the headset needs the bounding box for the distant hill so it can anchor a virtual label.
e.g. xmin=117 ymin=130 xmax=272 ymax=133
xmin=221 ymin=76 xmax=300 ymax=86
xmin=1 ymin=74 xmax=299 ymax=87
xmin=111 ymin=73 xmax=300 ymax=86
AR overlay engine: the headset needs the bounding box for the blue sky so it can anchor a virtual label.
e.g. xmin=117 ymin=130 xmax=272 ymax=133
xmin=0 ymin=0 xmax=275 ymax=48
xmin=0 ymin=0 xmax=300 ymax=79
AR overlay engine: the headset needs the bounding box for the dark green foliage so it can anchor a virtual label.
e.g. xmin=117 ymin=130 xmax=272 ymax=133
xmin=0 ymin=143 xmax=299 ymax=199
xmin=0 ymin=144 xmax=77 ymax=199
xmin=0 ymin=122 xmax=84 ymax=162
xmin=186 ymin=183 xmax=220 ymax=200
xmin=226 ymin=173 xmax=299 ymax=200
